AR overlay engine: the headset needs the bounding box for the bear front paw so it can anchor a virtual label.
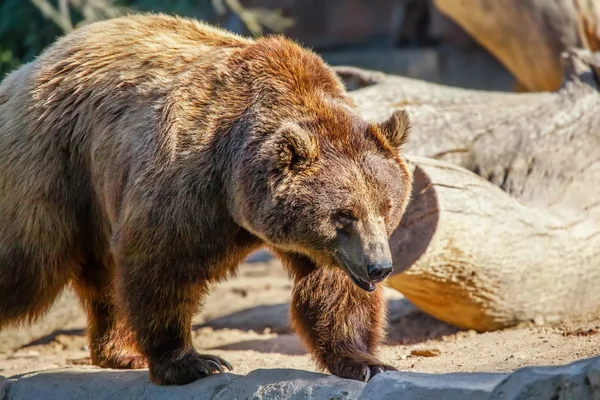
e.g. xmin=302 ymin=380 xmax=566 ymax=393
xmin=327 ymin=356 xmax=397 ymax=382
xmin=149 ymin=351 xmax=233 ymax=385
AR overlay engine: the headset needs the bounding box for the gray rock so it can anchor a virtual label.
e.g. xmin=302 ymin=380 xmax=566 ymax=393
xmin=359 ymin=371 xmax=505 ymax=400
xmin=8 ymin=368 xmax=239 ymax=400
xmin=1 ymin=375 xmax=10 ymax=399
xmin=489 ymin=355 xmax=600 ymax=400
xmin=243 ymin=249 xmax=273 ymax=263
xmin=213 ymin=368 xmax=365 ymax=400
xmin=6 ymin=357 xmax=600 ymax=400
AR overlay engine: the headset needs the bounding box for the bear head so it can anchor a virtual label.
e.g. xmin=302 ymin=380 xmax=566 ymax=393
xmin=234 ymin=106 xmax=413 ymax=292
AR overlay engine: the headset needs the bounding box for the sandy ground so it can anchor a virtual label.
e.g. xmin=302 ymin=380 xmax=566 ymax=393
xmin=1 ymin=257 xmax=600 ymax=379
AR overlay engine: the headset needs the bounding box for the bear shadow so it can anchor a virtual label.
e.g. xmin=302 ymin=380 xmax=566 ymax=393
xmin=17 ymin=298 xmax=458 ymax=357
xmin=195 ymin=298 xmax=459 ymax=355
xmin=18 ymin=327 xmax=85 ymax=348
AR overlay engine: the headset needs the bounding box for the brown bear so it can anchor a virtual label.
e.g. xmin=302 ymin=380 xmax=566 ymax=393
xmin=0 ymin=14 xmax=413 ymax=385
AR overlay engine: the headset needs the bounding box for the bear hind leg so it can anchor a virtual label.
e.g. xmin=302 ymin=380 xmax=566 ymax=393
xmin=72 ymin=263 xmax=147 ymax=369
xmin=0 ymin=244 xmax=73 ymax=328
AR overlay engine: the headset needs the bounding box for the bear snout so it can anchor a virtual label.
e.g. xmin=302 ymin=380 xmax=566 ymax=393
xmin=367 ymin=261 xmax=393 ymax=282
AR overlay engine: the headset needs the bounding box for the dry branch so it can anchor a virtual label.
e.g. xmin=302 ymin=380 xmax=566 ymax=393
xmin=574 ymin=0 xmax=600 ymax=80
xmin=212 ymin=0 xmax=294 ymax=36
xmin=30 ymin=0 xmax=126 ymax=32
xmin=30 ymin=0 xmax=74 ymax=32
xmin=575 ymin=0 xmax=600 ymax=52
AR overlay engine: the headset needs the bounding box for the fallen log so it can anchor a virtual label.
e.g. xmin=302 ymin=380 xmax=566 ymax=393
xmin=390 ymin=155 xmax=600 ymax=331
xmin=336 ymin=50 xmax=600 ymax=331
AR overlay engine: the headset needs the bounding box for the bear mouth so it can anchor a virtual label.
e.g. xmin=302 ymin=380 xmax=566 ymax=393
xmin=334 ymin=254 xmax=378 ymax=292
xmin=345 ymin=269 xmax=377 ymax=292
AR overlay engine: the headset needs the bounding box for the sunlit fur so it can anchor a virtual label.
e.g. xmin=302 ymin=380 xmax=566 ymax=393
xmin=0 ymin=14 xmax=412 ymax=384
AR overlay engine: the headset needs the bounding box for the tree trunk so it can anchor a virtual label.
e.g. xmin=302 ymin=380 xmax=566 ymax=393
xmin=335 ymin=50 xmax=600 ymax=331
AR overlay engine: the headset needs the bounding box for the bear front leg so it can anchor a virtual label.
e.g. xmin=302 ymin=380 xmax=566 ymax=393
xmin=281 ymin=252 xmax=397 ymax=382
xmin=115 ymin=259 xmax=232 ymax=385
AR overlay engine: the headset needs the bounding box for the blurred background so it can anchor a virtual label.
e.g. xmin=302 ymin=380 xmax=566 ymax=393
xmin=0 ymin=0 xmax=517 ymax=90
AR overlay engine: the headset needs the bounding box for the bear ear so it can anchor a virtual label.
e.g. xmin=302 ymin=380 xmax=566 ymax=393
xmin=275 ymin=122 xmax=319 ymax=171
xmin=377 ymin=109 xmax=411 ymax=149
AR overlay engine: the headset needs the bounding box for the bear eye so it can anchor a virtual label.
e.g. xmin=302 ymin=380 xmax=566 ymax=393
xmin=381 ymin=200 xmax=392 ymax=217
xmin=334 ymin=209 xmax=357 ymax=228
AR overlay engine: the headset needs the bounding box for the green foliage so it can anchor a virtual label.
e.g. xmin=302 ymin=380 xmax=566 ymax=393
xmin=129 ymin=0 xmax=216 ymax=20
xmin=0 ymin=0 xmax=65 ymax=78
xmin=0 ymin=0 xmax=217 ymax=81
xmin=0 ymin=0 xmax=291 ymax=81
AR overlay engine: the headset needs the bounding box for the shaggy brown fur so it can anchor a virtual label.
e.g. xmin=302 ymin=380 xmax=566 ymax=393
xmin=0 ymin=14 xmax=412 ymax=385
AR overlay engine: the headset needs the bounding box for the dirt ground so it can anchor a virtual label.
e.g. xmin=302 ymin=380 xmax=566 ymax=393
xmin=1 ymin=256 xmax=599 ymax=379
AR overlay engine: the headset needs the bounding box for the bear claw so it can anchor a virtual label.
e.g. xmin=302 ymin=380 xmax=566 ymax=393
xmin=360 ymin=364 xmax=394 ymax=382
xmin=207 ymin=360 xmax=223 ymax=373
xmin=363 ymin=366 xmax=371 ymax=382
xmin=368 ymin=365 xmax=387 ymax=379
xmin=362 ymin=365 xmax=387 ymax=382
xmin=200 ymin=354 xmax=233 ymax=372
xmin=329 ymin=358 xmax=397 ymax=382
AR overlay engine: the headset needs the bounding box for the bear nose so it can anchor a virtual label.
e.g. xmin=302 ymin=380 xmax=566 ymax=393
xmin=367 ymin=262 xmax=393 ymax=282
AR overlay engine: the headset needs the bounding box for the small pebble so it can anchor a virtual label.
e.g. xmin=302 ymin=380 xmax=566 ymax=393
xmin=231 ymin=288 xmax=248 ymax=297
xmin=410 ymin=348 xmax=441 ymax=357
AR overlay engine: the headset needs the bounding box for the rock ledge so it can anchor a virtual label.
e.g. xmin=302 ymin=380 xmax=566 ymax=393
xmin=3 ymin=356 xmax=600 ymax=399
